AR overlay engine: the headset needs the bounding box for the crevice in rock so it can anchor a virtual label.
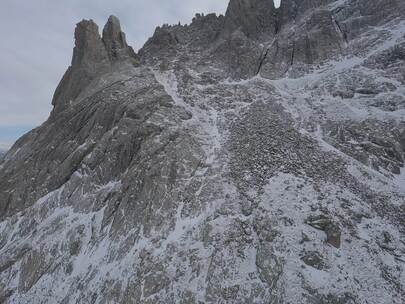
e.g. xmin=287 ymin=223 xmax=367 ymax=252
xmin=290 ymin=40 xmax=296 ymax=66
xmin=256 ymin=48 xmax=270 ymax=75
xmin=0 ymin=194 xmax=10 ymax=218
xmin=274 ymin=17 xmax=280 ymax=34
xmin=103 ymin=198 xmax=122 ymax=228
xmin=256 ymin=37 xmax=278 ymax=75
xmin=333 ymin=17 xmax=348 ymax=45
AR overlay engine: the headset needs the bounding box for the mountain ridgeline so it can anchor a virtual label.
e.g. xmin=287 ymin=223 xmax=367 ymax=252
xmin=1 ymin=0 xmax=405 ymax=303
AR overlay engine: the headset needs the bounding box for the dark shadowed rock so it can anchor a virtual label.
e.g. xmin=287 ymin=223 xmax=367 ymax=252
xmin=306 ymin=215 xmax=342 ymax=248
xmin=102 ymin=15 xmax=137 ymax=61
xmin=222 ymin=0 xmax=277 ymax=39
xmin=301 ymin=250 xmax=327 ymax=270
xmin=72 ymin=20 xmax=109 ymax=67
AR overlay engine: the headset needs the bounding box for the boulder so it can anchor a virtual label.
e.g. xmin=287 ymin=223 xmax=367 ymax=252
xmin=306 ymin=214 xmax=342 ymax=248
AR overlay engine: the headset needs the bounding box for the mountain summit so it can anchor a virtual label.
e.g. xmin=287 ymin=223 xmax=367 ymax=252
xmin=1 ymin=0 xmax=405 ymax=303
xmin=51 ymin=16 xmax=138 ymax=113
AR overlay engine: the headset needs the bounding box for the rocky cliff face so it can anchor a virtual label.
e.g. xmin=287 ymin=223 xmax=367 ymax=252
xmin=222 ymin=0 xmax=277 ymax=38
xmin=1 ymin=0 xmax=405 ymax=303
xmin=51 ymin=16 xmax=138 ymax=114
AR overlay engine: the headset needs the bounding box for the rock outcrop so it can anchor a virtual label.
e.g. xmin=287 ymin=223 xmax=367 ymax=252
xmin=51 ymin=16 xmax=138 ymax=113
xmin=222 ymin=0 xmax=277 ymax=39
xmin=102 ymin=15 xmax=137 ymax=61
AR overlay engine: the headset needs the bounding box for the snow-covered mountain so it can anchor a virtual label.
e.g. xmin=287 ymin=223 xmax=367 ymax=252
xmin=1 ymin=0 xmax=405 ymax=303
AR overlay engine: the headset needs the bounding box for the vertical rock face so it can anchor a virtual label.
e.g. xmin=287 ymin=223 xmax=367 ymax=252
xmin=102 ymin=15 xmax=137 ymax=61
xmin=223 ymin=0 xmax=277 ymax=39
xmin=215 ymin=0 xmax=278 ymax=79
xmin=258 ymin=7 xmax=346 ymax=78
xmin=51 ymin=20 xmax=109 ymax=112
xmin=217 ymin=0 xmax=346 ymax=79
xmin=279 ymin=0 xmax=334 ymax=25
xmin=52 ymin=16 xmax=137 ymax=113
xmin=72 ymin=20 xmax=109 ymax=68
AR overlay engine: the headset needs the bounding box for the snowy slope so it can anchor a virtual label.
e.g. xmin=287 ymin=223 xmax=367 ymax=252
xmin=0 ymin=0 xmax=405 ymax=303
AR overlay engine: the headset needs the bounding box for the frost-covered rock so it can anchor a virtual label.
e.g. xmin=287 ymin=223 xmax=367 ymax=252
xmin=1 ymin=0 xmax=405 ymax=303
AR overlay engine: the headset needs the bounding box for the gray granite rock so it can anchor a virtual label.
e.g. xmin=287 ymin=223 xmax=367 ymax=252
xmin=222 ymin=0 xmax=277 ymax=39
xmin=51 ymin=19 xmax=110 ymax=112
xmin=102 ymin=15 xmax=137 ymax=62
xmin=1 ymin=1 xmax=405 ymax=303
xmin=51 ymin=16 xmax=138 ymax=114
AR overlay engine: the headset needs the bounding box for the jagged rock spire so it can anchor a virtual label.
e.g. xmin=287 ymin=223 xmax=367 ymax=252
xmin=52 ymin=16 xmax=137 ymax=112
xmin=102 ymin=15 xmax=136 ymax=61
xmin=223 ymin=0 xmax=277 ymax=38
xmin=52 ymin=19 xmax=109 ymax=111
xmin=72 ymin=20 xmax=109 ymax=67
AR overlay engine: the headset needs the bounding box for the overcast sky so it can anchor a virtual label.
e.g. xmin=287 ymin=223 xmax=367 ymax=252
xmin=0 ymin=0 xmax=281 ymax=150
